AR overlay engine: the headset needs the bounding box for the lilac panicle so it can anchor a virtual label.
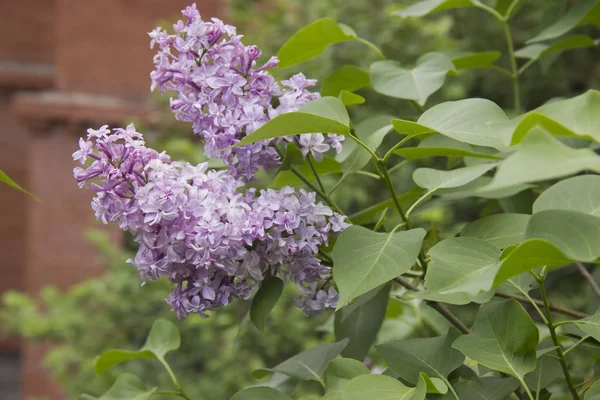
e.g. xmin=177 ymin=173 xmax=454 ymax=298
xmin=149 ymin=4 xmax=345 ymax=180
xmin=74 ymin=125 xmax=349 ymax=317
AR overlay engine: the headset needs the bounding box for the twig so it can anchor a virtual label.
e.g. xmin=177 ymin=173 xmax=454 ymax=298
xmin=576 ymin=263 xmax=600 ymax=299
xmin=495 ymin=292 xmax=588 ymax=319
xmin=394 ymin=277 xmax=470 ymax=334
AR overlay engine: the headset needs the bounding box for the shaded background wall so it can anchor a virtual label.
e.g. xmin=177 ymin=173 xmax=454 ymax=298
xmin=0 ymin=1 xmax=221 ymax=398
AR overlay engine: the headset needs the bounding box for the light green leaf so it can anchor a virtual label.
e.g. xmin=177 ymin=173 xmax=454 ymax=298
xmin=325 ymin=358 xmax=370 ymax=394
xmin=453 ymin=299 xmax=538 ymax=381
xmin=574 ymin=309 xmax=600 ymax=343
xmin=333 ymin=226 xmax=426 ymax=307
xmin=510 ymin=90 xmax=600 ymax=144
xmin=484 ymin=128 xmax=600 ymax=191
xmin=335 ymin=284 xmax=390 ymax=360
xmin=394 ymin=135 xmax=503 ymax=160
xmin=516 ymin=35 xmax=596 ymax=61
xmin=533 ymin=175 xmax=600 ymax=216
xmin=276 ymin=18 xmax=380 ymax=68
xmin=527 ymin=0 xmax=600 ymax=43
xmin=0 ymin=169 xmax=38 ymax=200
xmin=343 ymin=374 xmax=426 ymax=400
xmin=250 ymin=277 xmax=284 ymax=333
xmin=236 ymin=97 xmax=350 ymax=147
xmin=256 ymin=339 xmax=349 ymax=384
xmin=90 ymin=374 xmax=156 ymax=400
xmin=395 ymin=99 xmax=511 ymax=150
xmin=585 ymin=377 xmax=600 ymax=400
xmin=376 ymin=328 xmax=465 ymax=385
xmin=370 ymin=53 xmax=457 ymax=106
xmin=414 ymin=237 xmax=499 ymax=304
xmin=461 ymin=213 xmax=531 ymax=249
xmin=444 ymin=377 xmax=520 ymax=400
xmin=322 ymin=65 xmax=370 ymax=97
xmin=525 ymin=209 xmax=600 ymax=261
xmin=452 ymin=51 xmax=501 ymax=70
xmin=339 ymin=91 xmax=365 ymax=106
xmin=524 ymin=356 xmax=563 ymax=395
xmin=493 ymin=239 xmax=574 ymax=286
xmin=230 ymin=387 xmax=291 ymax=400
xmin=420 ymin=373 xmax=448 ymax=394
xmin=95 ymin=318 xmax=180 ymax=374
xmin=392 ymin=0 xmax=475 ymax=18
xmin=413 ymin=163 xmax=497 ymax=191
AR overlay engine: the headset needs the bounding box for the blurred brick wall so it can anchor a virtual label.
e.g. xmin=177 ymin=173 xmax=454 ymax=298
xmin=0 ymin=1 xmax=222 ymax=398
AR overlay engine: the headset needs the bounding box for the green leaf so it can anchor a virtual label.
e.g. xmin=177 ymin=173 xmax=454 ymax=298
xmin=236 ymin=97 xmax=350 ymax=147
xmin=93 ymin=374 xmax=156 ymax=400
xmin=394 ymin=135 xmax=503 ymax=160
xmin=534 ymin=175 xmax=600 ymax=216
xmin=524 ymin=357 xmax=563 ymax=395
xmin=0 ymin=169 xmax=38 ymax=200
xmin=348 ymin=187 xmax=426 ymax=225
xmin=257 ymin=339 xmax=349 ymax=384
xmin=395 ymin=99 xmax=511 ymax=151
xmin=574 ymin=309 xmax=600 ymax=342
xmin=392 ymin=0 xmax=475 ymax=18
xmin=585 ymin=378 xmax=600 ymax=400
xmin=370 ymin=53 xmax=456 ymax=106
xmin=420 ymin=373 xmax=448 ymax=394
xmin=414 ymin=237 xmax=499 ymax=304
xmin=445 ymin=377 xmax=520 ymax=400
xmin=339 ymin=90 xmax=365 ymax=106
xmin=377 ymin=328 xmax=465 ymax=385
xmin=94 ymin=318 xmax=180 ymax=374
xmin=230 ymin=387 xmax=291 ymax=400
xmin=335 ymin=283 xmax=390 ymax=360
xmin=333 ymin=226 xmax=426 ymax=307
xmin=525 ymin=209 xmax=600 ymax=261
xmin=338 ymin=115 xmax=394 ymax=162
xmin=250 ymin=277 xmax=284 ymax=333
xmin=510 ymin=90 xmax=600 ymax=144
xmin=343 ymin=374 xmax=426 ymax=400
xmin=413 ymin=163 xmax=497 ymax=191
xmin=461 ymin=213 xmax=531 ymax=249
xmin=453 ymin=300 xmax=538 ymax=383
xmin=493 ymin=239 xmax=574 ymax=286
xmin=516 ymin=35 xmax=596 ymax=62
xmin=484 ymin=128 xmax=600 ymax=191
xmin=452 ymin=51 xmax=501 ymax=70
xmin=325 ymin=358 xmax=370 ymax=394
xmin=527 ymin=0 xmax=600 ymax=43
xmin=276 ymin=18 xmax=380 ymax=68
xmin=391 ymin=120 xmax=436 ymax=136
xmin=322 ymin=65 xmax=370 ymax=97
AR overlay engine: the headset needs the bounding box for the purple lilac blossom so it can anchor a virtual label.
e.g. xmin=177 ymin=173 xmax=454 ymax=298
xmin=149 ymin=3 xmax=345 ymax=180
xmin=73 ymin=125 xmax=349 ymax=317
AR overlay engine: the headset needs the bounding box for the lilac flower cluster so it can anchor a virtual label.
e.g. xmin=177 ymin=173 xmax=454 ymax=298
xmin=149 ymin=3 xmax=345 ymax=180
xmin=74 ymin=125 xmax=348 ymax=317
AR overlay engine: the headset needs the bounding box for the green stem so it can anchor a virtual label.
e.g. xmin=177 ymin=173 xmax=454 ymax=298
xmin=444 ymin=378 xmax=460 ymax=400
xmin=158 ymin=358 xmax=192 ymax=400
xmin=505 ymin=0 xmax=524 ymax=20
xmin=537 ymin=274 xmax=582 ymax=400
xmin=353 ymin=170 xmax=381 ymax=179
xmin=502 ymin=21 xmax=521 ymax=113
xmin=387 ymin=159 xmax=410 ymax=174
xmin=383 ymin=135 xmax=416 ymax=163
xmin=518 ymin=58 xmax=537 ymax=75
xmin=356 ymin=37 xmax=385 ymax=59
xmin=563 ymin=335 xmax=590 ymax=356
xmin=290 ymin=166 xmax=346 ymax=217
xmin=152 ymin=391 xmax=189 ymax=399
xmin=411 ymin=100 xmax=425 ymax=114
xmin=377 ymin=160 xmax=429 ymax=272
xmin=472 ymin=0 xmax=505 ymax=21
xmin=307 ymin=154 xmax=326 ymax=193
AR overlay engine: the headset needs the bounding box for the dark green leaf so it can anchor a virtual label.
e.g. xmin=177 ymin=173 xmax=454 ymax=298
xmin=333 ymin=226 xmax=426 ymax=307
xmin=453 ymin=299 xmax=538 ymax=380
xmin=574 ymin=309 xmax=600 ymax=342
xmin=377 ymin=328 xmax=465 ymax=385
xmin=452 ymin=51 xmax=501 ymax=70
xmin=322 ymin=65 xmax=370 ymax=97
xmin=230 ymin=387 xmax=291 ymax=400
xmin=335 ymin=284 xmax=390 ymax=360
xmin=250 ymin=277 xmax=284 ymax=333
xmin=524 ymin=357 xmax=563 ymax=394
xmin=527 ymin=0 xmax=600 ymax=43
